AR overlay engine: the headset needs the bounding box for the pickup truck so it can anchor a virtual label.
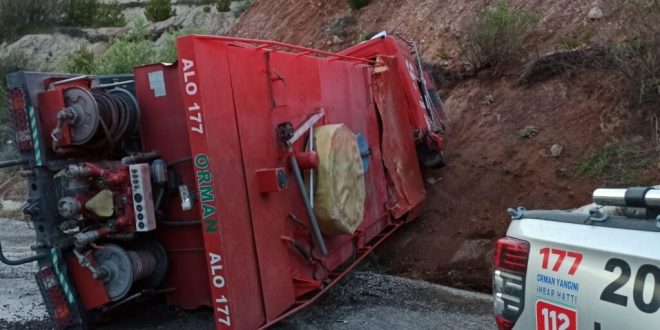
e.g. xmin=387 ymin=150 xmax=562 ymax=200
xmin=493 ymin=187 xmax=660 ymax=330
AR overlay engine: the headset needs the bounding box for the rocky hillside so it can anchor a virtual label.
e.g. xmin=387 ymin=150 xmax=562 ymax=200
xmin=232 ymin=0 xmax=659 ymax=291
xmin=0 ymin=0 xmax=237 ymax=70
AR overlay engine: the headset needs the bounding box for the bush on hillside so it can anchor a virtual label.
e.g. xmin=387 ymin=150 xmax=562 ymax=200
xmin=462 ymin=1 xmax=539 ymax=69
xmin=346 ymin=0 xmax=371 ymax=10
xmin=614 ymin=0 xmax=660 ymax=106
xmin=62 ymin=0 xmax=125 ymax=27
xmin=58 ymin=19 xmax=206 ymax=75
xmin=159 ymin=26 xmax=205 ymax=63
xmin=326 ymin=15 xmax=357 ymax=38
xmin=94 ymin=1 xmax=126 ymax=27
xmin=0 ymin=0 xmax=63 ymax=42
xmin=62 ymin=0 xmax=98 ymax=27
xmin=63 ymin=46 xmax=97 ymax=74
xmin=95 ymin=37 xmax=156 ymax=75
xmin=217 ymin=0 xmax=230 ymax=12
xmin=145 ymin=0 xmax=176 ymax=22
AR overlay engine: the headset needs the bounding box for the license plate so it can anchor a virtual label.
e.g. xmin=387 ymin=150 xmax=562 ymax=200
xmin=536 ymin=300 xmax=577 ymax=330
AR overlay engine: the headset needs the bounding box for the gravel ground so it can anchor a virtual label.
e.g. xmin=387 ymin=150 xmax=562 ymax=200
xmin=0 ymin=219 xmax=495 ymax=330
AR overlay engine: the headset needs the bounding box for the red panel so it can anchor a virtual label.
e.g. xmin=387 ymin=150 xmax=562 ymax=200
xmin=226 ymin=46 xmax=297 ymax=321
xmin=134 ymin=63 xmax=213 ymax=309
xmin=161 ymin=35 xmax=428 ymax=329
xmin=342 ymin=37 xmax=431 ymax=137
xmin=66 ymin=255 xmax=109 ymax=310
xmin=373 ymin=55 xmax=426 ymax=218
xmin=36 ymin=90 xmax=65 ymax=148
xmin=227 ymin=41 xmax=394 ymax=322
xmin=176 ymin=36 xmax=265 ymax=330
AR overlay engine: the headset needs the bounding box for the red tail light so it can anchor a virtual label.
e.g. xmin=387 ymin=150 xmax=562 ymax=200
xmin=496 ymin=316 xmax=514 ymax=330
xmin=494 ymin=237 xmax=529 ymax=274
xmin=493 ymin=237 xmax=530 ymax=330
xmin=36 ymin=267 xmax=74 ymax=328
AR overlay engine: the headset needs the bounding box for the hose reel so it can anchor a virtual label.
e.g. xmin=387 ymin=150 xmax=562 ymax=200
xmin=53 ymin=87 xmax=140 ymax=152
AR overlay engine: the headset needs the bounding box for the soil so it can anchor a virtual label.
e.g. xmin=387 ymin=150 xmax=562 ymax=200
xmin=230 ymin=0 xmax=660 ymax=292
xmin=230 ymin=0 xmax=625 ymax=61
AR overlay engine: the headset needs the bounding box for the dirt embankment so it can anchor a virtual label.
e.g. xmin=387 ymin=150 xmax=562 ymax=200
xmin=230 ymin=0 xmax=624 ymax=60
xmin=231 ymin=0 xmax=660 ymax=291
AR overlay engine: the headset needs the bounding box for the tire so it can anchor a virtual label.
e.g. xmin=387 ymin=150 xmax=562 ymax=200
xmin=417 ymin=143 xmax=446 ymax=169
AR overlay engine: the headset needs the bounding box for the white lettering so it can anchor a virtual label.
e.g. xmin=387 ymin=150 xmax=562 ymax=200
xmin=181 ymin=59 xmax=204 ymax=135
xmin=182 ymin=58 xmax=194 ymax=72
xmin=186 ymin=82 xmax=197 ymax=95
xmin=188 ymin=102 xmax=200 ymax=111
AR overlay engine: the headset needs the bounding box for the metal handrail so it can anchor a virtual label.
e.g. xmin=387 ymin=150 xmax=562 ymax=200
xmin=191 ymin=35 xmax=377 ymax=65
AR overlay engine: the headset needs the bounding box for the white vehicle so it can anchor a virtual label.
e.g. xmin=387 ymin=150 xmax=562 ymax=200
xmin=493 ymin=187 xmax=660 ymax=330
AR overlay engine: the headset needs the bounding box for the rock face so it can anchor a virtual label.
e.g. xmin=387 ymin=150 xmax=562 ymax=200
xmin=0 ymin=34 xmax=104 ymax=70
xmin=0 ymin=2 xmax=237 ymax=70
xmin=152 ymin=5 xmax=236 ymax=35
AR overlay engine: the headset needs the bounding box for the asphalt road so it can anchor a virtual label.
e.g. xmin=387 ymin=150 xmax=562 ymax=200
xmin=0 ymin=219 xmax=495 ymax=330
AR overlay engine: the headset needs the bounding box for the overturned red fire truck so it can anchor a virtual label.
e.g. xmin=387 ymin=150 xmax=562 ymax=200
xmin=0 ymin=34 xmax=446 ymax=329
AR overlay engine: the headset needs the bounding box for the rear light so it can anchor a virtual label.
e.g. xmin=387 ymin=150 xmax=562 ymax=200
xmin=35 ymin=267 xmax=74 ymax=328
xmin=494 ymin=237 xmax=529 ymax=274
xmin=8 ymin=88 xmax=34 ymax=151
xmin=493 ymin=237 xmax=529 ymax=330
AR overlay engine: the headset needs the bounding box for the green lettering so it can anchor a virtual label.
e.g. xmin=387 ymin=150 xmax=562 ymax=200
xmin=197 ymin=170 xmax=212 ymax=185
xmin=205 ymin=219 xmax=218 ymax=233
xmin=195 ymin=154 xmax=209 ymax=169
xmin=202 ymin=203 xmax=216 ymax=218
xmin=199 ymin=185 xmax=215 ymax=202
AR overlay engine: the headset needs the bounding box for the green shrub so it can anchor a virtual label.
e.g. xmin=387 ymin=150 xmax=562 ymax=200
xmin=326 ymin=15 xmax=357 ymax=37
xmin=145 ymin=0 xmax=176 ymax=22
xmin=95 ymin=38 xmax=156 ymax=74
xmin=355 ymin=32 xmax=376 ymax=43
xmin=58 ymin=18 xmax=206 ymax=75
xmin=555 ymin=24 xmax=596 ymax=50
xmin=62 ymin=0 xmax=98 ymax=27
xmin=574 ymin=142 xmax=649 ymax=185
xmin=203 ymin=5 xmax=212 ymax=13
xmin=0 ymin=0 xmax=63 ymax=41
xmin=124 ymin=17 xmax=152 ymax=42
xmin=57 ymin=18 xmax=155 ymax=75
xmin=462 ymin=1 xmax=539 ymax=68
xmin=62 ymin=46 xmax=96 ymax=74
xmin=61 ymin=0 xmax=125 ymax=27
xmin=346 ymin=0 xmax=371 ymax=10
xmin=94 ymin=1 xmax=126 ymax=27
xmin=613 ymin=0 xmax=660 ymax=106
xmin=216 ymin=0 xmax=230 ymax=12
xmin=159 ymin=26 xmax=205 ymax=63
xmin=518 ymin=125 xmax=537 ymax=138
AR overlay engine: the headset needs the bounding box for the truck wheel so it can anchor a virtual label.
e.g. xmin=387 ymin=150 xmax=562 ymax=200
xmin=417 ymin=143 xmax=446 ymax=169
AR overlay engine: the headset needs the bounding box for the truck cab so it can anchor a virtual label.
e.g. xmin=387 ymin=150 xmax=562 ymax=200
xmin=493 ymin=187 xmax=660 ymax=330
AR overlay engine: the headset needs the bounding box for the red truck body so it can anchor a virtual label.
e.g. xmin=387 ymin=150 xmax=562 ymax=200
xmin=1 ymin=35 xmax=444 ymax=329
